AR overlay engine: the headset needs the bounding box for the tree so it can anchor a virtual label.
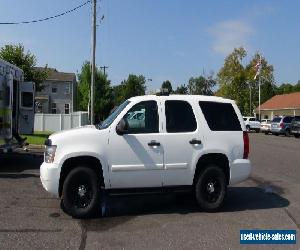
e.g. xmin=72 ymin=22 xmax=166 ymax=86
xmin=161 ymin=80 xmax=173 ymax=93
xmin=216 ymin=47 xmax=275 ymax=116
xmin=77 ymin=61 xmax=113 ymax=122
xmin=112 ymin=74 xmax=146 ymax=105
xmin=188 ymin=74 xmax=216 ymax=95
xmin=174 ymin=84 xmax=188 ymax=94
xmin=0 ymin=44 xmax=48 ymax=90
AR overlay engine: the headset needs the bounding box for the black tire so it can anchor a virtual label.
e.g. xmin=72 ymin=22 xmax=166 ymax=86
xmin=274 ymin=133 xmax=279 ymax=136
xmin=255 ymin=129 xmax=260 ymax=133
xmin=62 ymin=167 xmax=101 ymax=218
xmin=195 ymin=165 xmax=227 ymax=212
xmin=294 ymin=134 xmax=300 ymax=138
xmin=264 ymin=131 xmax=269 ymax=135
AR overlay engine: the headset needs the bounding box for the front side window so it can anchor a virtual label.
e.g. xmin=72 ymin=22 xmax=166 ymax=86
xmin=199 ymin=101 xmax=242 ymax=131
xmin=98 ymin=100 xmax=130 ymax=129
xmin=165 ymin=100 xmax=197 ymax=133
xmin=123 ymin=101 xmax=159 ymax=134
xmin=21 ymin=92 xmax=33 ymax=108
xmin=51 ymin=103 xmax=57 ymax=114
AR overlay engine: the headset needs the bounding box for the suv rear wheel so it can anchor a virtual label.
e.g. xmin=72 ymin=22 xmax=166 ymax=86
xmin=195 ymin=165 xmax=226 ymax=211
xmin=62 ymin=167 xmax=101 ymax=218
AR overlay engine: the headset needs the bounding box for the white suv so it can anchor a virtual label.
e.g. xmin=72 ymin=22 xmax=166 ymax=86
xmin=243 ymin=117 xmax=261 ymax=133
xmin=40 ymin=94 xmax=251 ymax=218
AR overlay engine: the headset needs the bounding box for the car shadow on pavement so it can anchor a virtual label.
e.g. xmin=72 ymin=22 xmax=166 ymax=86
xmin=82 ymin=186 xmax=289 ymax=232
xmin=0 ymin=153 xmax=43 ymax=174
xmin=103 ymin=187 xmax=289 ymax=217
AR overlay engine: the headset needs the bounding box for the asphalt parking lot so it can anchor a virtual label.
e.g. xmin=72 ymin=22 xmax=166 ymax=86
xmin=0 ymin=133 xmax=299 ymax=250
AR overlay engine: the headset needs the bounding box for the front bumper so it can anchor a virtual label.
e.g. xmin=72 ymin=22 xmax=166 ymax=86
xmin=40 ymin=162 xmax=60 ymax=197
xmin=260 ymin=126 xmax=270 ymax=132
xmin=229 ymin=159 xmax=251 ymax=185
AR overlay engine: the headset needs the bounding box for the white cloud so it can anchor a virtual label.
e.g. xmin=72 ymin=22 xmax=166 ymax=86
xmin=209 ymin=20 xmax=254 ymax=55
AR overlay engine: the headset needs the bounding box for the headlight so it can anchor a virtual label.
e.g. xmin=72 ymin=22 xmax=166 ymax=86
xmin=44 ymin=145 xmax=57 ymax=163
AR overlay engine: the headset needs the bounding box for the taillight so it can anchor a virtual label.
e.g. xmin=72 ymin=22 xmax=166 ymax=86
xmin=243 ymin=131 xmax=249 ymax=159
xmin=280 ymin=123 xmax=284 ymax=128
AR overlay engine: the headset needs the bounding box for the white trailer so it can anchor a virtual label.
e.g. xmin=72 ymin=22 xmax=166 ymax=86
xmin=0 ymin=59 xmax=35 ymax=153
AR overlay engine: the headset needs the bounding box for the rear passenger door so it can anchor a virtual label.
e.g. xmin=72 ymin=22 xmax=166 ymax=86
xmin=162 ymin=100 xmax=203 ymax=186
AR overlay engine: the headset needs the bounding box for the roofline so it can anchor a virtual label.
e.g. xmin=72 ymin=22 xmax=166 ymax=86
xmin=257 ymin=107 xmax=300 ymax=111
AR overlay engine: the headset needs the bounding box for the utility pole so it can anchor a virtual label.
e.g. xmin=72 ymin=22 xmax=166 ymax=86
xmin=100 ymin=66 xmax=109 ymax=76
xmin=90 ymin=0 xmax=96 ymax=125
xmin=249 ymin=81 xmax=252 ymax=115
xmin=258 ymin=55 xmax=261 ymax=121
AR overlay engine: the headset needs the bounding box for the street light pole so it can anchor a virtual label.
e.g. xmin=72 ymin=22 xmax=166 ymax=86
xmin=90 ymin=0 xmax=96 ymax=125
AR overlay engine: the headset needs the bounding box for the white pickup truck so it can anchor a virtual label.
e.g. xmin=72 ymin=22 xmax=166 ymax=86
xmin=41 ymin=94 xmax=251 ymax=218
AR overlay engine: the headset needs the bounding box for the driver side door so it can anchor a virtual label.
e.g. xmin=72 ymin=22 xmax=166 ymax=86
xmin=108 ymin=100 xmax=164 ymax=189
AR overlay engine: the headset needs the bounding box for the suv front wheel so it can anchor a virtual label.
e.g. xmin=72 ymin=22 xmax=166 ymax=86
xmin=62 ymin=166 xmax=101 ymax=218
xmin=195 ymin=165 xmax=226 ymax=212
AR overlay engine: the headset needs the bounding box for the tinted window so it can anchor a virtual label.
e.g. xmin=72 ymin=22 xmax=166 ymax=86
xmin=283 ymin=116 xmax=293 ymax=123
xmin=249 ymin=118 xmax=256 ymax=121
xmin=243 ymin=118 xmax=247 ymax=121
xmin=199 ymin=101 xmax=241 ymax=131
xmin=293 ymin=116 xmax=300 ymax=122
xmin=124 ymin=101 xmax=158 ymax=134
xmin=21 ymin=92 xmax=33 ymax=108
xmin=272 ymin=117 xmax=282 ymax=123
xmin=165 ymin=100 xmax=197 ymax=133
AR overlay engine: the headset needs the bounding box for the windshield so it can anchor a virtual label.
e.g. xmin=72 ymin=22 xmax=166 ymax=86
xmin=97 ymin=100 xmax=130 ymax=129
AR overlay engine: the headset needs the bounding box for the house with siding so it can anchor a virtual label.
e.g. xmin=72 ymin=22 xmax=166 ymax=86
xmin=35 ymin=68 xmax=77 ymax=114
xmin=256 ymin=92 xmax=300 ymax=119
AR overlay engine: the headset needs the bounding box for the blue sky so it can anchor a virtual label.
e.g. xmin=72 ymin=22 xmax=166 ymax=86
xmin=1 ymin=0 xmax=300 ymax=90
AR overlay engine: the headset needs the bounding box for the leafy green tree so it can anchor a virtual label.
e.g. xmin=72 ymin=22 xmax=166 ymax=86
xmin=217 ymin=47 xmax=275 ymax=115
xmin=112 ymin=74 xmax=146 ymax=105
xmin=161 ymin=80 xmax=173 ymax=93
xmin=0 ymin=44 xmax=48 ymax=90
xmin=188 ymin=75 xmax=216 ymax=95
xmin=245 ymin=53 xmax=276 ymax=111
xmin=174 ymin=84 xmax=188 ymax=94
xmin=77 ymin=61 xmax=113 ymax=122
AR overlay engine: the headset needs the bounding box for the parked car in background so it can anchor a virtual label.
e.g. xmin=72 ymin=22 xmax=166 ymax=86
xmin=290 ymin=116 xmax=300 ymax=138
xmin=243 ymin=117 xmax=260 ymax=133
xmin=270 ymin=116 xmax=294 ymax=136
xmin=260 ymin=119 xmax=271 ymax=134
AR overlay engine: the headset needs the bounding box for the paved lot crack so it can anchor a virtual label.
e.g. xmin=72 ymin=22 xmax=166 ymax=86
xmin=79 ymin=221 xmax=87 ymax=250
xmin=284 ymin=208 xmax=300 ymax=229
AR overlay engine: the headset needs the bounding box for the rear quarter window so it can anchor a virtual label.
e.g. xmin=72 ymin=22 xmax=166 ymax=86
xmin=199 ymin=101 xmax=242 ymax=131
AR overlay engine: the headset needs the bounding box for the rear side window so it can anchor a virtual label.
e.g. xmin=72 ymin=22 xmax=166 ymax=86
xmin=165 ymin=100 xmax=197 ymax=133
xmin=283 ymin=116 xmax=293 ymax=123
xmin=199 ymin=101 xmax=241 ymax=131
xmin=293 ymin=116 xmax=300 ymax=122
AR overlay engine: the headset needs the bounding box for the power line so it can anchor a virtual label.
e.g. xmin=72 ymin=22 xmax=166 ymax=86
xmin=0 ymin=0 xmax=91 ymax=25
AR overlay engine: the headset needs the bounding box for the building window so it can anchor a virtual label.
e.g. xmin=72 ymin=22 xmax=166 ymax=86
xmin=65 ymin=84 xmax=70 ymax=94
xmin=65 ymin=103 xmax=70 ymax=114
xmin=51 ymin=103 xmax=57 ymax=114
xmin=52 ymin=86 xmax=57 ymax=93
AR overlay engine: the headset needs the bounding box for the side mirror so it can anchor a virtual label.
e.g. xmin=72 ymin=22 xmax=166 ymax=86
xmin=116 ymin=118 xmax=129 ymax=135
